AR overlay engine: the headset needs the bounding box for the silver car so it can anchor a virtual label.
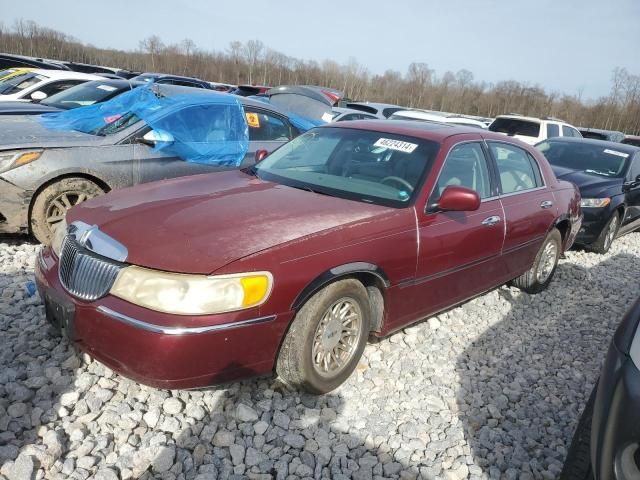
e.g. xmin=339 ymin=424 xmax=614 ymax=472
xmin=0 ymin=86 xmax=298 ymax=243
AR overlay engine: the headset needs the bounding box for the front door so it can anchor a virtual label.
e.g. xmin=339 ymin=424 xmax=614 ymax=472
xmin=413 ymin=141 xmax=506 ymax=318
xmin=621 ymin=153 xmax=640 ymax=232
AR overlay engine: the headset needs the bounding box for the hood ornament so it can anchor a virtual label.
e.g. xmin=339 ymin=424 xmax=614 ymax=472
xmin=68 ymin=221 xmax=128 ymax=263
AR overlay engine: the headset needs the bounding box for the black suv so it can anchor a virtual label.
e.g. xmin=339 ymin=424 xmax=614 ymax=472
xmin=561 ymin=298 xmax=640 ymax=479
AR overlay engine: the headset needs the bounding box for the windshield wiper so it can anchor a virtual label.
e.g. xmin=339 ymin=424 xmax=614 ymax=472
xmin=288 ymin=184 xmax=331 ymax=196
xmin=585 ymin=169 xmax=613 ymax=177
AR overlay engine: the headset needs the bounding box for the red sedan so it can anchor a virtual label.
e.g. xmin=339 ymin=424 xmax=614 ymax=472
xmin=35 ymin=121 xmax=582 ymax=393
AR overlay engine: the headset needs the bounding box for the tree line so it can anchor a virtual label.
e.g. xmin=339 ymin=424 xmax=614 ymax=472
xmin=1 ymin=19 xmax=639 ymax=134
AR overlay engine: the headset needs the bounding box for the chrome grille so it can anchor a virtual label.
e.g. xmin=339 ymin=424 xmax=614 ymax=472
xmin=58 ymin=236 xmax=122 ymax=301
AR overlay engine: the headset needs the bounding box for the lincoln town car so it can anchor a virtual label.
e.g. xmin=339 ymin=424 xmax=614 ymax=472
xmin=35 ymin=121 xmax=582 ymax=393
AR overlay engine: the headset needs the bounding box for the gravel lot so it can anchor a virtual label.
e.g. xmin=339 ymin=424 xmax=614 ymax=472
xmin=1 ymin=233 xmax=639 ymax=480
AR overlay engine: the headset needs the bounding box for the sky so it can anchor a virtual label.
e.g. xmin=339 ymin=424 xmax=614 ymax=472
xmin=4 ymin=0 xmax=640 ymax=100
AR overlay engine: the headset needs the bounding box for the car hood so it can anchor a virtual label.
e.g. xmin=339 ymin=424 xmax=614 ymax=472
xmin=552 ymin=166 xmax=623 ymax=197
xmin=68 ymin=170 xmax=393 ymax=274
xmin=0 ymin=101 xmax=62 ymax=115
xmin=0 ymin=115 xmax=102 ymax=150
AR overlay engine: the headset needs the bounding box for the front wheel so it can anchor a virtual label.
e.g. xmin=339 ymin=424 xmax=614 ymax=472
xmin=511 ymin=228 xmax=562 ymax=294
xmin=276 ymin=279 xmax=370 ymax=394
xmin=590 ymin=212 xmax=619 ymax=254
xmin=30 ymin=178 xmax=104 ymax=244
xmin=560 ymin=384 xmax=596 ymax=480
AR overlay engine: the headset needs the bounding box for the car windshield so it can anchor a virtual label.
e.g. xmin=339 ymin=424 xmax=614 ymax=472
xmin=91 ymin=112 xmax=141 ymax=136
xmin=490 ymin=118 xmax=540 ymax=137
xmin=42 ymin=82 xmax=126 ymax=110
xmin=253 ymin=127 xmax=439 ymax=208
xmin=0 ymin=71 xmax=46 ymax=95
xmin=537 ymin=141 xmax=630 ymax=177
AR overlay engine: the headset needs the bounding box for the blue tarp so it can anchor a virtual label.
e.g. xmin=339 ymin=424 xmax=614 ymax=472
xmin=39 ymin=86 xmax=249 ymax=166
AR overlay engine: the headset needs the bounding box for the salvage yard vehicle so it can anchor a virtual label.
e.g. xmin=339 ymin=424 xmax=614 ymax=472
xmin=330 ymin=107 xmax=378 ymax=122
xmin=130 ymin=73 xmax=212 ymax=89
xmin=538 ymin=137 xmax=640 ymax=253
xmin=345 ymin=102 xmax=407 ymax=119
xmin=35 ymin=120 xmax=581 ymax=393
xmin=0 ymin=69 xmax=101 ymax=102
xmin=0 ymin=85 xmax=300 ymax=243
xmin=489 ymin=114 xmax=582 ymax=145
xmin=0 ymin=78 xmax=142 ymax=116
xmin=561 ymin=298 xmax=640 ymax=480
xmin=389 ymin=110 xmax=488 ymax=129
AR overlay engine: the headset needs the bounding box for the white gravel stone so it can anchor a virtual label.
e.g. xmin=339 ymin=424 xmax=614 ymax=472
xmin=2 ymin=234 xmax=640 ymax=478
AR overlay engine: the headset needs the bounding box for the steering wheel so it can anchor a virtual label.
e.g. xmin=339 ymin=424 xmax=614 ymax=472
xmin=381 ymin=176 xmax=414 ymax=192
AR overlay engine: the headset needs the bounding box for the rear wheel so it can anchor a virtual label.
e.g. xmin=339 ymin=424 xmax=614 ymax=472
xmin=511 ymin=228 xmax=562 ymax=294
xmin=31 ymin=178 xmax=104 ymax=244
xmin=590 ymin=212 xmax=619 ymax=254
xmin=276 ymin=279 xmax=370 ymax=394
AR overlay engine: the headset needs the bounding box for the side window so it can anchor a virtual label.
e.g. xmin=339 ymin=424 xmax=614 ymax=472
xmin=629 ymin=155 xmax=640 ymax=181
xmin=546 ymin=123 xmax=560 ymax=138
xmin=432 ymin=142 xmax=492 ymax=201
xmin=245 ymin=109 xmax=292 ymax=141
xmin=488 ymin=142 xmax=541 ymax=194
xmin=562 ymin=125 xmax=578 ymax=137
xmin=38 ymin=80 xmax=84 ymax=97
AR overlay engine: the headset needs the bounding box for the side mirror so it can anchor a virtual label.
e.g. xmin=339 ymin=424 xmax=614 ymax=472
xmin=255 ymin=149 xmax=269 ymax=163
xmin=431 ymin=186 xmax=481 ymax=212
xmin=138 ymin=129 xmax=175 ymax=147
xmin=30 ymin=91 xmax=47 ymax=102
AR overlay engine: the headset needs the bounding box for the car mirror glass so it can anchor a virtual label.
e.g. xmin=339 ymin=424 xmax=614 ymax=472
xmin=30 ymin=90 xmax=47 ymax=102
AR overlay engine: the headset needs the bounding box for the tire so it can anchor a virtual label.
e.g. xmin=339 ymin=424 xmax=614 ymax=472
xmin=560 ymin=384 xmax=596 ymax=480
xmin=511 ymin=228 xmax=562 ymax=294
xmin=590 ymin=212 xmax=620 ymax=254
xmin=276 ymin=279 xmax=371 ymax=394
xmin=31 ymin=178 xmax=104 ymax=245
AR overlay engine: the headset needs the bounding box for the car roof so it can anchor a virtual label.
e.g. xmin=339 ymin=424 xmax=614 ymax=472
xmin=25 ymin=69 xmax=102 ymax=80
xmin=543 ymin=136 xmax=640 ymax=153
xmin=135 ymin=72 xmax=207 ymax=82
xmin=152 ymin=84 xmax=289 ymax=116
xmin=324 ymin=119 xmax=503 ymax=142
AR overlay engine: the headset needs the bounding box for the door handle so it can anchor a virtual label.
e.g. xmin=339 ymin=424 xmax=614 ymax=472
xmin=540 ymin=200 xmax=553 ymax=209
xmin=481 ymin=215 xmax=501 ymax=226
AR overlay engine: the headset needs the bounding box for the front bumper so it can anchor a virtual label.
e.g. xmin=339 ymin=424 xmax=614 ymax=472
xmin=591 ymin=301 xmax=640 ymax=480
xmin=35 ymin=247 xmax=294 ymax=389
xmin=576 ymin=207 xmax=613 ymax=245
xmin=0 ymin=177 xmax=30 ymax=234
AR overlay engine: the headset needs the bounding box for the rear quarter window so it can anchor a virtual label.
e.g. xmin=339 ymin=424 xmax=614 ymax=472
xmin=489 ymin=118 xmax=540 ymax=138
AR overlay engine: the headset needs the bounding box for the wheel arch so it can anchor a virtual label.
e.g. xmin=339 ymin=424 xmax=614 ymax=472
xmin=291 ymin=262 xmax=390 ymax=332
xmin=28 ymin=172 xmax=111 ymax=233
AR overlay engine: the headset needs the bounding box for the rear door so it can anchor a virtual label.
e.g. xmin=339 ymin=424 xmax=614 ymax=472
xmin=487 ymin=141 xmax=556 ymax=276
xmin=413 ymin=139 xmax=506 ymax=318
xmin=243 ymin=107 xmax=295 ymax=166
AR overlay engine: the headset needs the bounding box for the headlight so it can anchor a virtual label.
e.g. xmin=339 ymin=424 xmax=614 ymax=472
xmin=51 ymin=217 xmax=68 ymax=257
xmin=110 ymin=266 xmax=273 ymax=315
xmin=580 ymin=198 xmax=611 ymax=208
xmin=0 ymin=150 xmax=42 ymax=174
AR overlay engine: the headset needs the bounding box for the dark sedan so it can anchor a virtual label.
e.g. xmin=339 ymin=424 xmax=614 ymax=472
xmin=35 ymin=122 xmax=581 ymax=393
xmin=0 ymin=78 xmax=141 ymax=116
xmin=561 ymin=298 xmax=640 ymax=480
xmin=537 ymin=137 xmax=640 ymax=253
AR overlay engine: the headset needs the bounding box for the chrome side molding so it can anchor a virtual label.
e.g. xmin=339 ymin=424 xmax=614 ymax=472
xmin=96 ymin=306 xmax=276 ymax=335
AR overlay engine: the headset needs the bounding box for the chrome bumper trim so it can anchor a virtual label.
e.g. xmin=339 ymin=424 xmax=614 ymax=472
xmin=96 ymin=306 xmax=276 ymax=335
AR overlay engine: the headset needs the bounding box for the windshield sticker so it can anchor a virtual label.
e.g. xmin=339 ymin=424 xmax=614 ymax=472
xmin=96 ymin=85 xmax=117 ymax=92
xmin=374 ymin=138 xmax=418 ymax=154
xmin=321 ymin=111 xmax=334 ymax=123
xmin=603 ymin=149 xmax=629 ymax=158
xmin=245 ymin=112 xmax=260 ymax=128
xmin=103 ymin=114 xmax=122 ymax=124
